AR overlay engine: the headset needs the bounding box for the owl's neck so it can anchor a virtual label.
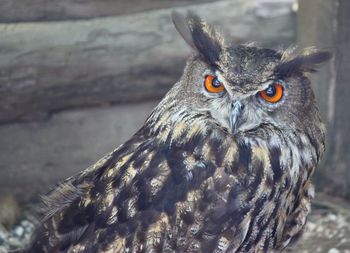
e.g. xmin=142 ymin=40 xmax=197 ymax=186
xmin=148 ymin=102 xmax=322 ymax=155
xmin=243 ymin=125 xmax=319 ymax=179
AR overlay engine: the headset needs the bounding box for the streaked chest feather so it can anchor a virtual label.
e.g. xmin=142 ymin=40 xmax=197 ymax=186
xmin=29 ymin=111 xmax=321 ymax=253
xmin=66 ymin=120 xmax=318 ymax=253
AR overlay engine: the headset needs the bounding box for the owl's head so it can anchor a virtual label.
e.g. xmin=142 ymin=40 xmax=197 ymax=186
xmin=153 ymin=12 xmax=331 ymax=145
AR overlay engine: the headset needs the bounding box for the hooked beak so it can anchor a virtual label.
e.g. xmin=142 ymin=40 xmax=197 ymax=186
xmin=230 ymin=101 xmax=243 ymax=133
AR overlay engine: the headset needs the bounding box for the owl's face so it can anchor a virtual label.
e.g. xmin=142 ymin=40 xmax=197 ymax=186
xmin=168 ymin=12 xmax=330 ymax=140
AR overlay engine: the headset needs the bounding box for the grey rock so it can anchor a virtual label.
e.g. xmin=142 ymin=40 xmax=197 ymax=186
xmin=13 ymin=227 xmax=24 ymax=238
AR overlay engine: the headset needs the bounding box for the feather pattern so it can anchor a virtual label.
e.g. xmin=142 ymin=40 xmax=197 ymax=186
xmin=19 ymin=12 xmax=330 ymax=253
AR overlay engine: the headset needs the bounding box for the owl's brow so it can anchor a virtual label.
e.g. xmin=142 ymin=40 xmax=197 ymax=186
xmin=274 ymin=59 xmax=307 ymax=78
xmin=275 ymin=51 xmax=332 ymax=77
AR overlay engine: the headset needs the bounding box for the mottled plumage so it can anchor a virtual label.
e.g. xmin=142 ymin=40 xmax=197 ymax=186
xmin=21 ymin=12 xmax=331 ymax=253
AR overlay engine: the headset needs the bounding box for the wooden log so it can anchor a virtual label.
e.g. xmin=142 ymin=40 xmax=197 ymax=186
xmin=0 ymin=0 xmax=213 ymax=23
xmin=334 ymin=0 xmax=350 ymax=199
xmin=0 ymin=101 xmax=158 ymax=203
xmin=298 ymin=0 xmax=350 ymax=199
xmin=0 ymin=0 xmax=295 ymax=124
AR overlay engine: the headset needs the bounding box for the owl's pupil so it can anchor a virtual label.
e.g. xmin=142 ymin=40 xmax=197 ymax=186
xmin=265 ymin=85 xmax=276 ymax=97
xmin=212 ymin=78 xmax=221 ymax=88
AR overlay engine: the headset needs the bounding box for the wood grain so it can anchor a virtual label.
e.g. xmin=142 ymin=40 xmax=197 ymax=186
xmin=0 ymin=0 xmax=295 ymax=123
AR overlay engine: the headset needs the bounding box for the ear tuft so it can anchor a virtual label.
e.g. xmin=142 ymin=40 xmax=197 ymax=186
xmin=172 ymin=11 xmax=223 ymax=65
xmin=171 ymin=11 xmax=197 ymax=49
xmin=277 ymin=47 xmax=332 ymax=76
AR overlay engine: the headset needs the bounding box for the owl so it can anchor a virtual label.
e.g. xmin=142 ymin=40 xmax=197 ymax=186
xmin=19 ymin=12 xmax=331 ymax=253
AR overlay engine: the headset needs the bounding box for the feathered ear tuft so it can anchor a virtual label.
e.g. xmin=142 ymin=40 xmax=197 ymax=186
xmin=172 ymin=11 xmax=223 ymax=65
xmin=276 ymin=47 xmax=332 ymax=77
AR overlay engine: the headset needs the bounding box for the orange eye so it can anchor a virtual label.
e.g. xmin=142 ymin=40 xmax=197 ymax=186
xmin=204 ymin=75 xmax=225 ymax=93
xmin=259 ymin=82 xmax=284 ymax=103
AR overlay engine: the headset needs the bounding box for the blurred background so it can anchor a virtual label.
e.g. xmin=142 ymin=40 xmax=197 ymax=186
xmin=0 ymin=0 xmax=349 ymax=252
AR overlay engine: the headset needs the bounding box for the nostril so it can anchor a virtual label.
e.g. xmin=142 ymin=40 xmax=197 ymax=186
xmin=232 ymin=101 xmax=243 ymax=111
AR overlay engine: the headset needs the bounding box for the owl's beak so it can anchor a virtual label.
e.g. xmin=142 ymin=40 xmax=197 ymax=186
xmin=230 ymin=101 xmax=243 ymax=133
